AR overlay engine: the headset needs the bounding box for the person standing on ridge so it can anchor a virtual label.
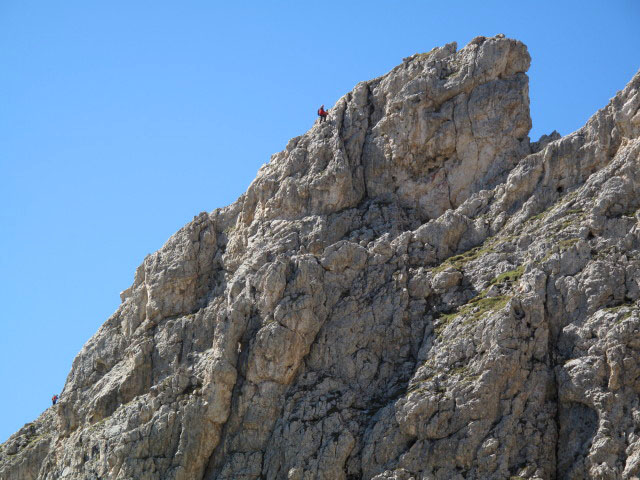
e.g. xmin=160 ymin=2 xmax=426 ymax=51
xmin=317 ymin=105 xmax=328 ymax=123
xmin=52 ymin=394 xmax=58 ymax=406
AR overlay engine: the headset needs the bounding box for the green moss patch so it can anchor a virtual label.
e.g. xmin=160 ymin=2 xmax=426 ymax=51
xmin=538 ymin=237 xmax=580 ymax=264
xmin=489 ymin=265 xmax=525 ymax=287
xmin=416 ymin=47 xmax=438 ymax=60
xmin=435 ymin=294 xmax=512 ymax=337
xmin=432 ymin=241 xmax=495 ymax=274
xmin=564 ymin=208 xmax=584 ymax=215
xmin=433 ymin=265 xmax=523 ymax=336
xmin=526 ymin=204 xmax=555 ymax=225
xmin=604 ymin=302 xmax=636 ymax=322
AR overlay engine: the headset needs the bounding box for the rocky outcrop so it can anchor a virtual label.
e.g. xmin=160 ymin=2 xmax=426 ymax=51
xmin=2 ymin=35 xmax=640 ymax=479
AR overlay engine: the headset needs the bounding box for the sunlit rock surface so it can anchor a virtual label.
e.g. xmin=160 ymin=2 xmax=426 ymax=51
xmin=2 ymin=35 xmax=640 ymax=479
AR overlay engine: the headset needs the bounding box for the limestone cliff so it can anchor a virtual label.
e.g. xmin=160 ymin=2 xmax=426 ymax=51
xmin=2 ymin=35 xmax=640 ymax=480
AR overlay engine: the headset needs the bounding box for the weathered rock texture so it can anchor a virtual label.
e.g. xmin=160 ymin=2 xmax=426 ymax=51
xmin=2 ymin=35 xmax=640 ymax=480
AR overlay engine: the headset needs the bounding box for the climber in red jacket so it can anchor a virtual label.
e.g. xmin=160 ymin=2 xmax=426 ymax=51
xmin=52 ymin=394 xmax=58 ymax=406
xmin=317 ymin=105 xmax=328 ymax=123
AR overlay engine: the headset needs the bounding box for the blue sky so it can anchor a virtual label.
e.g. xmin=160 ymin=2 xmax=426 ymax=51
xmin=1 ymin=1 xmax=638 ymax=442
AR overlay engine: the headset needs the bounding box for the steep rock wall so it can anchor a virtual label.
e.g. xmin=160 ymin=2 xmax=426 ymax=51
xmin=2 ymin=35 xmax=640 ymax=480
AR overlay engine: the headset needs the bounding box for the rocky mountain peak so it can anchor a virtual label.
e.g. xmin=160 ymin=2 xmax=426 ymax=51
xmin=2 ymin=35 xmax=640 ymax=480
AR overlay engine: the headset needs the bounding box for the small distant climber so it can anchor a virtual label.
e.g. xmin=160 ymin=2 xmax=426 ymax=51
xmin=317 ymin=105 xmax=328 ymax=123
xmin=52 ymin=394 xmax=58 ymax=406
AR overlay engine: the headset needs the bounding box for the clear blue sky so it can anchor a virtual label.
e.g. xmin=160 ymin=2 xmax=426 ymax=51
xmin=1 ymin=1 xmax=638 ymax=443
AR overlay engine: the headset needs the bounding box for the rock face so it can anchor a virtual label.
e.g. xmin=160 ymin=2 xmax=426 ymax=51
xmin=2 ymin=35 xmax=640 ymax=479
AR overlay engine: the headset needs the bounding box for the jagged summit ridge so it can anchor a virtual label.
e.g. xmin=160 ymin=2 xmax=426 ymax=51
xmin=241 ymin=36 xmax=530 ymax=225
xmin=1 ymin=35 xmax=640 ymax=480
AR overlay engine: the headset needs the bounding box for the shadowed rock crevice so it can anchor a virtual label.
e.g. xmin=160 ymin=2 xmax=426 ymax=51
xmin=557 ymin=402 xmax=599 ymax=479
